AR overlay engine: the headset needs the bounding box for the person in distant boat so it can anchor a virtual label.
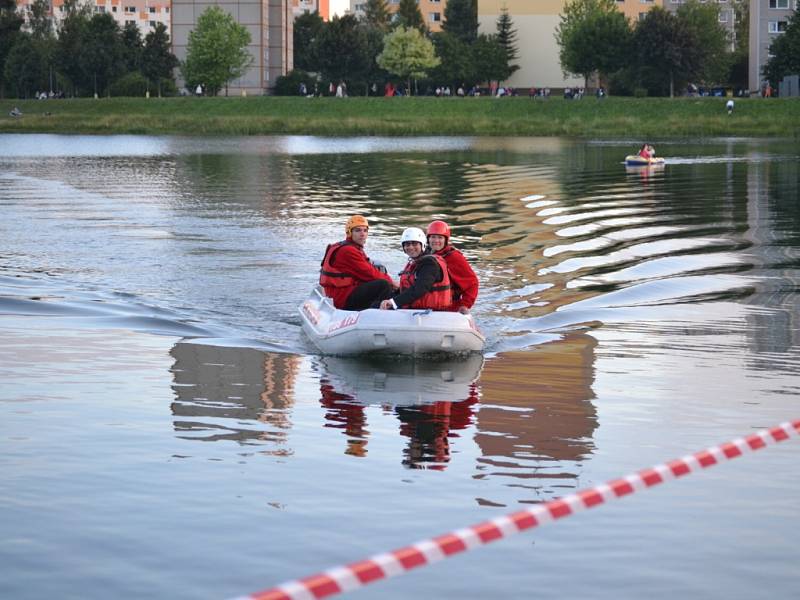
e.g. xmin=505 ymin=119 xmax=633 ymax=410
xmin=426 ymin=220 xmax=479 ymax=314
xmin=638 ymin=144 xmax=654 ymax=160
xmin=378 ymin=228 xmax=452 ymax=311
xmin=319 ymin=215 xmax=395 ymax=311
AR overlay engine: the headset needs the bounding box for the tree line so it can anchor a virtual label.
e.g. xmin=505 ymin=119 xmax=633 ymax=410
xmin=558 ymin=0 xmax=798 ymax=96
xmin=0 ymin=0 xmax=177 ymax=98
xmin=280 ymin=0 xmax=518 ymax=95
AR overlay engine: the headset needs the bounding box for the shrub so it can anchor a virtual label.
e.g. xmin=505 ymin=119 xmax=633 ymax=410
xmin=273 ymin=69 xmax=315 ymax=96
xmin=109 ymin=72 xmax=150 ymax=97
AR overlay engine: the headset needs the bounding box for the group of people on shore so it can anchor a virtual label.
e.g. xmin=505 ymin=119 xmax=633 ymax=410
xmin=319 ymin=215 xmax=479 ymax=314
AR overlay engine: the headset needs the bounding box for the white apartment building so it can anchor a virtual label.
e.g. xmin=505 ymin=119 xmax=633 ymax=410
xmin=15 ymin=0 xmax=170 ymax=37
xmin=749 ymin=0 xmax=797 ymax=91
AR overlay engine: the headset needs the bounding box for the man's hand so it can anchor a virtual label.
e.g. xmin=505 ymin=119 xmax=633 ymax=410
xmin=458 ymin=306 xmax=470 ymax=315
xmin=380 ymin=299 xmax=394 ymax=310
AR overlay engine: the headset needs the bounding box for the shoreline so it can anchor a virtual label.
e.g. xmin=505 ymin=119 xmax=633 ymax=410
xmin=1 ymin=96 xmax=797 ymax=138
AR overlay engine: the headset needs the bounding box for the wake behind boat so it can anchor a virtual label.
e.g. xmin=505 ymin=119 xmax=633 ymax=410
xmin=299 ymin=286 xmax=485 ymax=356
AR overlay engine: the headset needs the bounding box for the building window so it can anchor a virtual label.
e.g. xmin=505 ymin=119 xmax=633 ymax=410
xmin=769 ymin=0 xmax=789 ymax=8
xmin=112 ymin=5 xmax=117 ymax=11
xmin=149 ymin=6 xmax=156 ymax=12
xmin=125 ymin=6 xmax=135 ymax=12
xmin=640 ymin=0 xmax=653 ymax=3
xmin=430 ymin=11 xmax=440 ymax=21
xmin=768 ymin=21 xmax=787 ymax=33
xmin=719 ymin=11 xmax=728 ymax=21
xmin=149 ymin=20 xmax=156 ymax=26
xmin=125 ymin=19 xmax=135 ymax=25
xmin=638 ymin=12 xmax=647 ymax=20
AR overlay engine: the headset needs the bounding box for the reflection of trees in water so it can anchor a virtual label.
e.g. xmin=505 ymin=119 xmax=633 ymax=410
xmin=169 ymin=342 xmax=299 ymax=452
xmin=472 ymin=333 xmax=598 ymax=507
xmin=317 ymin=355 xmax=483 ymax=468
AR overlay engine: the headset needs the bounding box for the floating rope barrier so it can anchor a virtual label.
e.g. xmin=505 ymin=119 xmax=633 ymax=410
xmin=234 ymin=419 xmax=800 ymax=600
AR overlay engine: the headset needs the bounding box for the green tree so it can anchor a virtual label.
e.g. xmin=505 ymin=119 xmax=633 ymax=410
xmin=80 ymin=13 xmax=126 ymax=96
xmin=395 ymin=0 xmax=425 ymax=32
xmin=293 ymin=11 xmax=324 ymax=72
xmin=314 ymin=15 xmax=371 ymax=91
xmin=378 ymin=25 xmax=440 ymax=94
xmin=55 ymin=0 xmax=92 ymax=95
xmin=4 ymin=32 xmax=47 ymax=97
xmin=430 ymin=31 xmax=473 ymax=87
xmin=495 ymin=7 xmax=519 ymax=80
xmin=763 ymin=8 xmax=800 ymax=87
xmin=728 ymin=0 xmax=749 ymax=90
xmin=555 ymin=0 xmax=632 ymax=87
xmin=471 ymin=33 xmax=507 ymax=87
xmin=182 ymin=5 xmax=252 ymax=96
xmin=26 ymin=0 xmax=54 ymax=39
xmin=363 ymin=0 xmax=390 ymax=32
xmin=142 ymin=23 xmax=178 ymax=96
xmin=442 ymin=0 xmax=477 ymax=43
xmin=677 ymin=0 xmax=730 ymax=85
xmin=0 ymin=0 xmax=24 ymax=97
xmin=121 ymin=21 xmax=143 ymax=73
xmin=633 ymin=7 xmax=700 ymax=97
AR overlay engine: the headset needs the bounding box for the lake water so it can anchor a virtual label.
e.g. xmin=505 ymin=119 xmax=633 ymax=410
xmin=1 ymin=134 xmax=799 ymax=600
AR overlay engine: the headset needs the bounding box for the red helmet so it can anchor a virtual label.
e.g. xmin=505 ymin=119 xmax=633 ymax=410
xmin=426 ymin=220 xmax=450 ymax=240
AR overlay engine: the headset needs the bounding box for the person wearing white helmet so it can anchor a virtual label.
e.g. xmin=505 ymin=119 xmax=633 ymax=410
xmin=378 ymin=227 xmax=453 ymax=311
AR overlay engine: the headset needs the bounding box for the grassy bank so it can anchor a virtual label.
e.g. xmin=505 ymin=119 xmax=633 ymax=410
xmin=1 ymin=96 xmax=797 ymax=137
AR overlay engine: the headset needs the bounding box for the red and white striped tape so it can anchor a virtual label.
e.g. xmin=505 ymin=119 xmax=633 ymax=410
xmin=234 ymin=419 xmax=800 ymax=600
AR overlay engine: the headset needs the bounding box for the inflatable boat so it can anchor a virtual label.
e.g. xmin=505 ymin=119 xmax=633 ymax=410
xmin=625 ymin=155 xmax=665 ymax=166
xmin=299 ymin=286 xmax=485 ymax=356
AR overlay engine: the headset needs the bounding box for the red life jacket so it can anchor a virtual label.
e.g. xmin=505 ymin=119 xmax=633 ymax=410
xmin=399 ymin=254 xmax=452 ymax=310
xmin=319 ymin=241 xmax=358 ymax=289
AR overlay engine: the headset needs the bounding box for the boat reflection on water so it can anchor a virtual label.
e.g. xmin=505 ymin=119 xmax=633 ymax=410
xmin=317 ymin=354 xmax=484 ymax=469
xmin=473 ymin=332 xmax=599 ymax=506
xmin=169 ymin=341 xmax=300 ymax=453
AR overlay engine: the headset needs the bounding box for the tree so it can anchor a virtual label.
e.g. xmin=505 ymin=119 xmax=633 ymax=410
xmin=442 ymin=0 xmax=477 ymax=43
xmin=293 ymin=11 xmax=324 ymax=72
xmin=26 ymin=0 xmax=54 ymax=39
xmin=79 ymin=13 xmax=126 ymax=96
xmin=4 ymin=32 xmax=47 ymax=97
xmin=555 ymin=0 xmax=632 ymax=87
xmin=314 ymin=15 xmax=372 ymax=91
xmin=495 ymin=7 xmax=519 ymax=80
xmin=378 ymin=26 xmax=440 ymax=94
xmin=395 ymin=0 xmax=425 ymax=32
xmin=430 ymin=31 xmax=473 ymax=88
xmin=121 ymin=21 xmax=143 ymax=73
xmin=676 ymin=0 xmax=730 ymax=85
xmin=0 ymin=0 xmax=24 ymax=97
xmin=363 ymin=0 xmax=390 ymax=32
xmin=633 ymin=7 xmax=700 ymax=97
xmin=142 ymin=23 xmax=178 ymax=96
xmin=763 ymin=8 xmax=800 ymax=87
xmin=182 ymin=5 xmax=252 ymax=96
xmin=55 ymin=0 xmax=92 ymax=94
xmin=471 ymin=33 xmax=507 ymax=87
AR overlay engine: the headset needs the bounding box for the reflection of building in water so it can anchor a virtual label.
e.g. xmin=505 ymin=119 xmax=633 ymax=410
xmin=744 ymin=154 xmax=800 ymax=359
xmin=472 ymin=333 xmax=598 ymax=506
xmin=317 ymin=355 xmax=483 ymax=468
xmin=170 ymin=343 xmax=300 ymax=451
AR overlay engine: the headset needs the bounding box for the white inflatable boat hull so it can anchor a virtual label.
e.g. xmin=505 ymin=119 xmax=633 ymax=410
xmin=300 ymin=286 xmax=485 ymax=355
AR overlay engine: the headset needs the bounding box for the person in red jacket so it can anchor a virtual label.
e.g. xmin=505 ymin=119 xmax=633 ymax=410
xmin=426 ymin=220 xmax=479 ymax=314
xmin=319 ymin=215 xmax=395 ymax=310
xmin=379 ymin=227 xmax=452 ymax=311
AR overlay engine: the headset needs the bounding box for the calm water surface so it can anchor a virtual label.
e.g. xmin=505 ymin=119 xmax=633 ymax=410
xmin=1 ymin=134 xmax=799 ymax=599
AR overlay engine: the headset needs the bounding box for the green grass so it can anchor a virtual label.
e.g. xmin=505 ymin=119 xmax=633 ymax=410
xmin=1 ymin=95 xmax=797 ymax=137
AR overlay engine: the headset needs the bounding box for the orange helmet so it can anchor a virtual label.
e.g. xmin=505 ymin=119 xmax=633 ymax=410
xmin=426 ymin=220 xmax=450 ymax=240
xmin=345 ymin=215 xmax=369 ymax=237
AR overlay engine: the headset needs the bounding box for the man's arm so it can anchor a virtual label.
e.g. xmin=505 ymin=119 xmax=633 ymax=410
xmin=335 ymin=246 xmax=394 ymax=285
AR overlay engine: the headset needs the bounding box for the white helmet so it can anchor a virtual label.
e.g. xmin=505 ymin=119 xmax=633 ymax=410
xmin=400 ymin=227 xmax=426 ymax=246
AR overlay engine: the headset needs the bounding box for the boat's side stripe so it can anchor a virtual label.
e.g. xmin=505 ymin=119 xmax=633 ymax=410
xmin=234 ymin=419 xmax=800 ymax=600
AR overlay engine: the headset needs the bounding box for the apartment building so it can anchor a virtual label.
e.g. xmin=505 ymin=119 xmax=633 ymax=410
xmin=749 ymin=0 xmax=797 ymax=92
xmin=15 ymin=0 xmax=170 ymax=36
xmin=349 ymin=0 xmax=445 ymax=32
xmin=171 ymin=0 xmax=293 ymax=95
xmin=293 ymin=0 xmax=329 ymax=20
